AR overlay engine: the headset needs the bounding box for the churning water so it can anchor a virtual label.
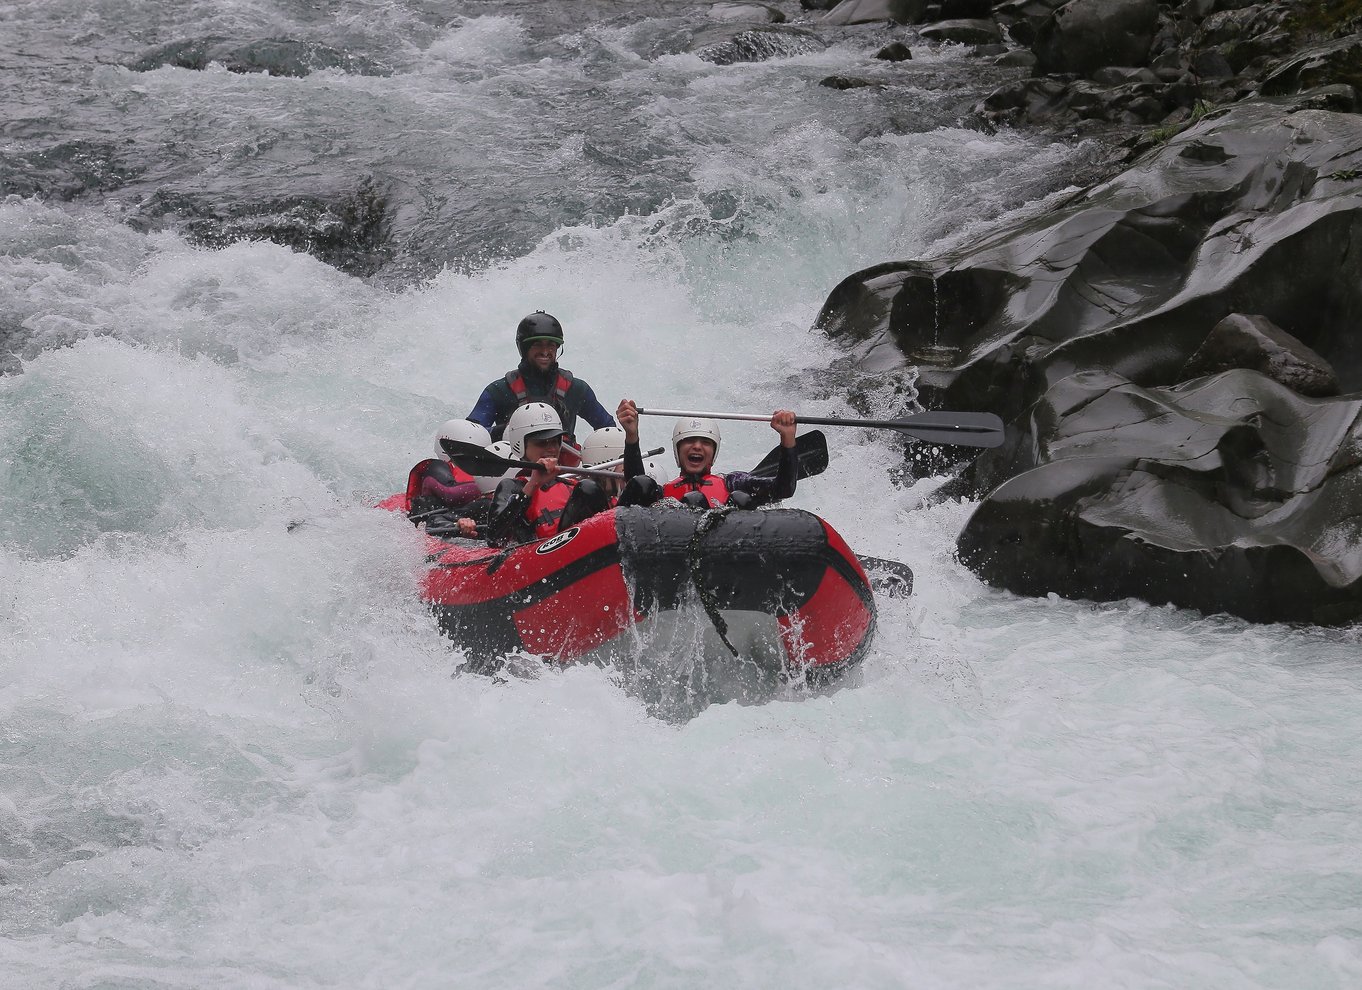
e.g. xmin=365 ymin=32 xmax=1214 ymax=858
xmin=3 ymin=2 xmax=1361 ymax=987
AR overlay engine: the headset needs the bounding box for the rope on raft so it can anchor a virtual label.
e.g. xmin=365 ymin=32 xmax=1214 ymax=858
xmin=685 ymin=504 xmax=740 ymax=658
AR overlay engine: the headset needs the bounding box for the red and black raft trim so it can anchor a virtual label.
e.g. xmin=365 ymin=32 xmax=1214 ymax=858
xmin=420 ymin=505 xmax=878 ymax=680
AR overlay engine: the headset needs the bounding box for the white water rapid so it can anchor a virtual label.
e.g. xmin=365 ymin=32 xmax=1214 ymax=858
xmin=3 ymin=3 xmax=1361 ymax=987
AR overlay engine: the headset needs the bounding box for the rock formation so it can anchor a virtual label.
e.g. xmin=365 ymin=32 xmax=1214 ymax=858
xmin=815 ymin=0 xmax=1362 ymax=623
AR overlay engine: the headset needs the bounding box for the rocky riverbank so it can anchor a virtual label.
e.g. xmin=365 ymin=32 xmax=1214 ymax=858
xmin=812 ymin=0 xmax=1362 ymax=624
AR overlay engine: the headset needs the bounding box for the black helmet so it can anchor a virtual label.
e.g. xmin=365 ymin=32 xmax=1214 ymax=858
xmin=516 ymin=311 xmax=564 ymax=357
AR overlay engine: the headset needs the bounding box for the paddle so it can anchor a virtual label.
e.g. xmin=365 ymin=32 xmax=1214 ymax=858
xmin=589 ymin=446 xmax=664 ymax=470
xmin=409 ymin=506 xmax=459 ymax=523
xmin=747 ymin=430 xmax=829 ymax=482
xmin=427 ymin=520 xmax=486 ymax=540
xmin=440 ymin=438 xmax=629 ymax=482
xmin=856 ymin=554 xmax=915 ymax=599
xmin=637 ymin=406 xmax=1005 ymax=448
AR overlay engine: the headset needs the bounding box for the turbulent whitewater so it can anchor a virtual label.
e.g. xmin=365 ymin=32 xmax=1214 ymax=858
xmin=3 ymin=2 xmax=1361 ymax=987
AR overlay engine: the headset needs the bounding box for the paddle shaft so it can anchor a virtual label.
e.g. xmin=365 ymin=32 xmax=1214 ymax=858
xmin=514 ymin=444 xmax=663 ymax=477
xmin=636 ymin=406 xmax=1004 ymax=445
xmin=640 ymin=407 xmax=995 ymax=434
xmin=590 ymin=446 xmax=663 ymax=470
xmin=444 ymin=446 xmax=626 ymax=483
xmin=501 ymin=459 xmax=623 ymax=481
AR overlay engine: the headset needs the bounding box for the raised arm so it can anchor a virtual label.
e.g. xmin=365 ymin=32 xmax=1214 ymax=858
xmin=617 ymin=398 xmax=646 ymax=479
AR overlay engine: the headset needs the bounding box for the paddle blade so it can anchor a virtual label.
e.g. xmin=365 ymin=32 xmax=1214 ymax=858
xmin=748 ymin=430 xmax=829 ymax=481
xmin=856 ymin=555 xmax=915 ymax=598
xmin=439 ymin=438 xmax=625 ymax=482
xmin=895 ymin=412 xmax=1005 ymax=448
xmin=440 ymin=438 xmax=532 ymax=477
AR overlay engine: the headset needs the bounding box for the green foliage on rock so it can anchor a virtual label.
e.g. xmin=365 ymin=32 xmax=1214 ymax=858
xmin=1144 ymin=101 xmax=1217 ymax=147
xmin=1291 ymin=0 xmax=1362 ymax=38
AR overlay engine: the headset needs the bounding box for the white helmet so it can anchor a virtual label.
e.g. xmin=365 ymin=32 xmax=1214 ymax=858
xmin=671 ymin=417 xmax=721 ymax=468
xmin=435 ymin=419 xmax=491 ymax=461
xmin=504 ymin=402 xmax=565 ymax=458
xmin=580 ymin=426 xmax=627 ymax=467
xmin=476 ymin=441 xmax=518 ymax=493
xmin=644 ymin=457 xmax=673 ymax=486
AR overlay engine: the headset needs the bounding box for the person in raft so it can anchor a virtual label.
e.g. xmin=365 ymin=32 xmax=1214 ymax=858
xmin=616 ymin=399 xmax=798 ymax=509
xmin=485 ymin=402 xmax=612 ymax=545
xmin=379 ymin=419 xmax=486 ymax=536
xmin=465 ymin=310 xmax=616 ymax=447
xmin=578 ymin=425 xmax=628 ymax=501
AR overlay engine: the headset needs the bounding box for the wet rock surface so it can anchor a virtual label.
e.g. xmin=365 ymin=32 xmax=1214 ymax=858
xmin=706 ymin=1 xmax=788 ymax=22
xmin=129 ymin=180 xmax=395 ymax=278
xmin=0 ymin=141 xmax=145 ymax=200
xmin=920 ymin=19 xmax=1003 ymax=44
xmin=693 ymin=25 xmax=827 ymax=63
xmin=955 ymin=369 xmax=1362 ymax=625
xmin=1032 ymin=0 xmax=1159 ymax=75
xmin=819 ymin=102 xmax=1362 ymax=412
xmin=820 ymin=0 xmax=929 ymax=26
xmin=976 ymin=0 xmax=1320 ymax=135
xmin=128 ymin=37 xmax=389 ymax=77
xmin=816 ymin=0 xmax=1362 ymax=625
xmin=1180 ymin=313 xmax=1341 ymax=398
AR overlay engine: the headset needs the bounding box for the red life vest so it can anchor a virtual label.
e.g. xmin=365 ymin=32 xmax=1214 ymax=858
xmin=405 ymin=458 xmax=476 ymax=508
xmin=506 ymin=368 xmax=574 ymax=413
xmin=663 ymin=474 xmax=730 ymax=507
xmin=526 ymin=477 xmax=577 ymax=539
xmin=505 ymin=369 xmax=583 ymax=453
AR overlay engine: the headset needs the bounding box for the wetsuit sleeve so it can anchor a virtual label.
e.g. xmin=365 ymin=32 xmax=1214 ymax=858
xmin=486 ymin=475 xmax=542 ymax=546
xmin=457 ymin=493 xmax=493 ymax=524
xmin=466 ymin=387 xmax=499 ymax=430
xmin=577 ymin=382 xmax=617 ymax=431
xmin=419 ymin=466 xmax=482 ymax=508
xmin=622 ymin=439 xmax=646 ymax=480
xmin=726 ymin=447 xmax=797 ymax=507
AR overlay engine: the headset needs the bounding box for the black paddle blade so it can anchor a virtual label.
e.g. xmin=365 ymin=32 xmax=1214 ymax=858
xmin=748 ymin=430 xmax=830 ymax=481
xmin=440 ymin=438 xmax=534 ymax=477
xmin=439 ymin=438 xmax=624 ymax=482
xmin=856 ymin=555 xmax=915 ymax=599
xmin=892 ymin=412 xmax=1005 ymax=448
xmin=788 ymin=410 xmax=1005 ymax=447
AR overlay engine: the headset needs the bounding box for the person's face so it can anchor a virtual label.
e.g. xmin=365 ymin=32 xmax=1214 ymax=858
xmin=525 ymin=340 xmax=559 ymax=371
xmin=524 ymin=433 xmax=563 ymax=462
xmin=677 ymin=437 xmax=716 ymax=475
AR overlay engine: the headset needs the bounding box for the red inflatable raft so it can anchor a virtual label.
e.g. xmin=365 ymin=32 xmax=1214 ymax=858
xmin=418 ymin=504 xmax=879 ymax=682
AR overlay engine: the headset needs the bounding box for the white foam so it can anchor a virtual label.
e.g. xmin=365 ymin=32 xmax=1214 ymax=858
xmin=5 ymin=5 xmax=1362 ymax=988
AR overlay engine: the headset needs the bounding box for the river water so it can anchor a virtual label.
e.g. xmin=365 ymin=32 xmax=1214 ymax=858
xmin=3 ymin=2 xmax=1362 ymax=987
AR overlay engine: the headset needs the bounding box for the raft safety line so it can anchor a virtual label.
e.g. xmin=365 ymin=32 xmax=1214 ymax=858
xmin=686 ymin=505 xmax=741 ymax=657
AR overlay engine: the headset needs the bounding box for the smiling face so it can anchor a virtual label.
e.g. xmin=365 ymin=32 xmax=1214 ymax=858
xmin=676 ymin=436 xmax=717 ymax=476
xmin=525 ymin=339 xmax=559 ymax=371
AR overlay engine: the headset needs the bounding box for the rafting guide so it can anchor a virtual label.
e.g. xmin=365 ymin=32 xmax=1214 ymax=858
xmin=465 ymin=311 xmax=616 ymax=447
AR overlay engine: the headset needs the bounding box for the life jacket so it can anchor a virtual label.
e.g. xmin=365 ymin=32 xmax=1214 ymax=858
xmin=405 ymin=458 xmax=476 ymax=509
xmin=505 ymin=367 xmax=575 ymax=417
xmin=526 ymin=477 xmax=577 ymax=539
xmin=489 ymin=365 xmax=590 ymax=444
xmin=663 ymin=473 xmax=730 ymax=508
